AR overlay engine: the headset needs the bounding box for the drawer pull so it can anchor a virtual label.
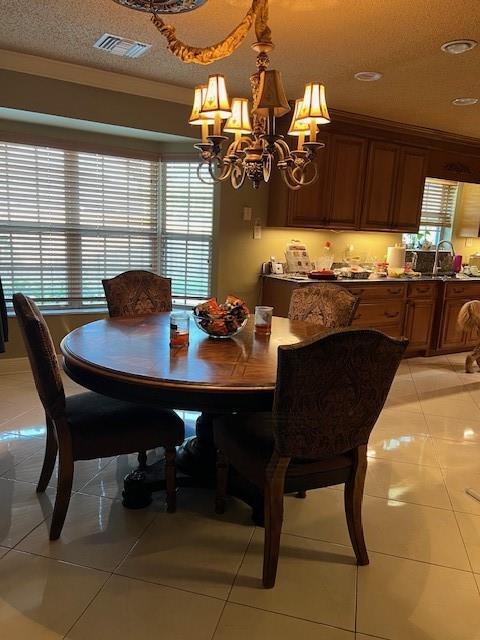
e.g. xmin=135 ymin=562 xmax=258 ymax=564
xmin=384 ymin=311 xmax=399 ymax=318
xmin=416 ymin=286 xmax=430 ymax=294
xmin=453 ymin=287 xmax=465 ymax=294
xmin=387 ymin=288 xmax=402 ymax=295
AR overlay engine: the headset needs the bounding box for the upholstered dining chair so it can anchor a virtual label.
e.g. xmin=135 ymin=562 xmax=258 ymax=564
xmin=102 ymin=270 xmax=173 ymax=468
xmin=13 ymin=293 xmax=184 ymax=540
xmin=288 ymin=284 xmax=359 ymax=328
xmin=102 ymin=270 xmax=172 ymax=318
xmin=214 ymin=328 xmax=407 ymax=588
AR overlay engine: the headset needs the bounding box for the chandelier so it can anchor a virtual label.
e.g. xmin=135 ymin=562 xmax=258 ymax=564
xmin=114 ymin=0 xmax=330 ymax=190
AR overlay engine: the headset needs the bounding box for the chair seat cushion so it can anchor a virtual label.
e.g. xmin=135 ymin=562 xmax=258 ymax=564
xmin=213 ymin=413 xmax=353 ymax=491
xmin=66 ymin=391 xmax=184 ymax=460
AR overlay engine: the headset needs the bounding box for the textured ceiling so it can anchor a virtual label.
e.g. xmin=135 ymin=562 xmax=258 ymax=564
xmin=0 ymin=0 xmax=479 ymax=138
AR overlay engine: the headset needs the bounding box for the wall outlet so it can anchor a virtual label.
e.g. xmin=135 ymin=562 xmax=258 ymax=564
xmin=253 ymin=218 xmax=262 ymax=240
xmin=243 ymin=206 xmax=252 ymax=221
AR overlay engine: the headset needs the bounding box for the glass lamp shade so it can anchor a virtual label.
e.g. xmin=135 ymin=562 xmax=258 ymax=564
xmin=287 ymin=99 xmax=317 ymax=136
xmin=189 ymin=85 xmax=214 ymax=125
xmin=223 ymin=98 xmax=252 ymax=135
xmin=199 ymin=74 xmax=232 ymax=120
xmin=252 ymin=70 xmax=291 ymax=117
xmin=298 ymin=82 xmax=330 ymax=124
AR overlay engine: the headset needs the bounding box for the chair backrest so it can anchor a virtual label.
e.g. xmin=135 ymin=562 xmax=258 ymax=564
xmin=102 ymin=270 xmax=172 ymax=318
xmin=288 ymin=284 xmax=359 ymax=328
xmin=13 ymin=293 xmax=66 ymax=420
xmin=273 ymin=328 xmax=408 ymax=459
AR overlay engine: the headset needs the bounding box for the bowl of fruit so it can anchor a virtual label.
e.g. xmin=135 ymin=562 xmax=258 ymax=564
xmin=193 ymin=295 xmax=250 ymax=338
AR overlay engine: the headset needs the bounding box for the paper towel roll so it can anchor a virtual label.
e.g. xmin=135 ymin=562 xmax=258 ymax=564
xmin=387 ymin=246 xmax=406 ymax=269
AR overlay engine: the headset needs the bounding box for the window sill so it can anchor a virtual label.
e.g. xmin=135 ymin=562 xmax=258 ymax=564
xmin=7 ymin=307 xmax=108 ymax=318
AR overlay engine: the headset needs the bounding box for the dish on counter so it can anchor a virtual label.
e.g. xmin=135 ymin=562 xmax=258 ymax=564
xmin=308 ymin=269 xmax=337 ymax=280
xmin=193 ymin=295 xmax=249 ymax=338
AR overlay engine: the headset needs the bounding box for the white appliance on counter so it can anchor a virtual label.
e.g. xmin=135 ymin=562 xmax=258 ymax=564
xmin=285 ymin=241 xmax=313 ymax=274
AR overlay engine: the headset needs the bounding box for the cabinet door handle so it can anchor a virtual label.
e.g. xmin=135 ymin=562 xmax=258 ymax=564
xmin=387 ymin=288 xmax=402 ymax=295
xmin=384 ymin=311 xmax=400 ymax=318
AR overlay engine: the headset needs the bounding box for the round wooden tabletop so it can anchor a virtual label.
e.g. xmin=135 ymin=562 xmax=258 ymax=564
xmin=60 ymin=313 xmax=324 ymax=412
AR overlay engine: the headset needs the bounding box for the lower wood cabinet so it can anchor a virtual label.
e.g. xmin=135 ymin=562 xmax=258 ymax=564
xmin=438 ymin=299 xmax=466 ymax=351
xmin=260 ymin=276 xmax=480 ymax=357
xmin=404 ymin=299 xmax=436 ymax=352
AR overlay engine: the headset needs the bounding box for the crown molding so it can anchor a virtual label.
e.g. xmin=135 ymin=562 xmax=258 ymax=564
xmin=0 ymin=49 xmax=192 ymax=105
xmin=330 ymin=108 xmax=480 ymax=150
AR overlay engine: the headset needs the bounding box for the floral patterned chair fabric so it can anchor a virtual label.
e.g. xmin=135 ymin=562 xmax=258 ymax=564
xmin=13 ymin=293 xmax=184 ymax=540
xmin=288 ymin=284 xmax=359 ymax=328
xmin=102 ymin=270 xmax=172 ymax=318
xmin=214 ymin=328 xmax=408 ymax=587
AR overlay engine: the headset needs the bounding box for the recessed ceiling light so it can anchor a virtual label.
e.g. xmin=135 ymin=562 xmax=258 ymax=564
xmin=452 ymin=97 xmax=479 ymax=106
xmin=441 ymin=39 xmax=478 ymax=54
xmin=354 ymin=71 xmax=383 ymax=82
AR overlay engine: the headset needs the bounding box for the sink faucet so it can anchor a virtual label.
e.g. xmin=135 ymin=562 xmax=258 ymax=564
xmin=432 ymin=240 xmax=455 ymax=276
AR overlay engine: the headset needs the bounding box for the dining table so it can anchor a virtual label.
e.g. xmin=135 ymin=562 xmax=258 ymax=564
xmin=60 ymin=312 xmax=325 ymax=513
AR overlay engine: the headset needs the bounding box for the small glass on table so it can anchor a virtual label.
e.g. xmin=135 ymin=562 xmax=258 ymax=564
xmin=254 ymin=306 xmax=273 ymax=336
xmin=170 ymin=311 xmax=190 ymax=348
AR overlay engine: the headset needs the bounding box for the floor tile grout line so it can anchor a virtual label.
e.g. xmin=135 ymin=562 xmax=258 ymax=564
xmin=278 ymin=530 xmax=476 ymax=575
xmin=6 ymin=546 xmax=116 ymax=577
xmin=62 ymin=569 xmax=115 ymax=639
xmin=226 ymin=596 xmax=357 ymax=635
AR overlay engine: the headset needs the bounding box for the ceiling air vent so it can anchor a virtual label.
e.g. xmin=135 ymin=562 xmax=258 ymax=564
xmin=93 ymin=33 xmax=151 ymax=58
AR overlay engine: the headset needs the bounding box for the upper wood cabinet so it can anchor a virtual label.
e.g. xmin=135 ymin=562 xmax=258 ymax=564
xmin=267 ymin=133 xmax=367 ymax=230
xmin=361 ymin=143 xmax=428 ymax=232
xmin=286 ymin=134 xmax=330 ymax=228
xmin=326 ymin=135 xmax=368 ymax=229
xmin=393 ymin=147 xmax=429 ymax=231
xmin=361 ymin=142 xmax=399 ymax=231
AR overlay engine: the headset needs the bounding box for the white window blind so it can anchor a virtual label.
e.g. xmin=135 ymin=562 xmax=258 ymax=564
xmin=0 ymin=142 xmax=159 ymax=309
xmin=420 ymin=178 xmax=459 ymax=228
xmin=160 ymin=161 xmax=214 ymax=306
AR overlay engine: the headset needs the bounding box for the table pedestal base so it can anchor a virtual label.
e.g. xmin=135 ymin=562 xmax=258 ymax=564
xmin=122 ymin=412 xmax=265 ymax=523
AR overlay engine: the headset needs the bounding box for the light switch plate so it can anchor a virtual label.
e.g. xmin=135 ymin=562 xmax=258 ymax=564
xmin=253 ymin=219 xmax=262 ymax=240
xmin=243 ymin=206 xmax=252 ymax=221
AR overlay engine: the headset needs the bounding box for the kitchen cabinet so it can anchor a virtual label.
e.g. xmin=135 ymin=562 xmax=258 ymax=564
xmin=361 ymin=143 xmax=428 ymax=232
xmin=393 ymin=147 xmax=429 ymax=231
xmin=361 ymin=142 xmax=399 ymax=231
xmin=267 ymin=133 xmax=366 ymax=230
xmin=286 ymin=135 xmax=330 ymax=228
xmin=438 ymin=298 xmax=467 ymax=350
xmin=268 ymin=134 xmax=427 ymax=233
xmin=405 ymin=299 xmax=436 ymax=352
xmin=325 ymin=134 xmax=368 ymax=229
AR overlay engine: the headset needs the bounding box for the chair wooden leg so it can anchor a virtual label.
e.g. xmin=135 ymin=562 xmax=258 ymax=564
xmin=165 ymin=447 xmax=177 ymax=513
xmin=344 ymin=444 xmax=369 ymax=566
xmin=262 ymin=454 xmax=290 ymax=589
xmin=50 ymin=452 xmax=74 ymax=540
xmin=37 ymin=416 xmax=58 ymax=493
xmin=138 ymin=450 xmax=148 ymax=470
xmin=215 ymin=449 xmax=229 ymax=514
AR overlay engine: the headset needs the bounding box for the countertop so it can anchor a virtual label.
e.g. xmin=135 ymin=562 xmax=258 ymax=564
xmin=263 ymin=274 xmax=480 ymax=284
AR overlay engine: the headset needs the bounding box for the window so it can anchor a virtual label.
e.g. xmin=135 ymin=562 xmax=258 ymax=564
xmin=160 ymin=161 xmax=214 ymax=306
xmin=404 ymin=178 xmax=459 ymax=248
xmin=0 ymin=142 xmax=215 ymax=309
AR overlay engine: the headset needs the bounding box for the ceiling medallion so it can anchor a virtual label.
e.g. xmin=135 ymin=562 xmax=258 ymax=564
xmin=112 ymin=0 xmax=208 ymax=13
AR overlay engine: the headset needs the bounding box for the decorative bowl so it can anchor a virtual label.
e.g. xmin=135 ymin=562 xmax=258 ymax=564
xmin=193 ymin=295 xmax=249 ymax=339
xmin=193 ymin=314 xmax=248 ymax=339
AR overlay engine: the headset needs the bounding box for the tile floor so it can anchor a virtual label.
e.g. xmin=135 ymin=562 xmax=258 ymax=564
xmin=0 ymin=354 xmax=480 ymax=639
